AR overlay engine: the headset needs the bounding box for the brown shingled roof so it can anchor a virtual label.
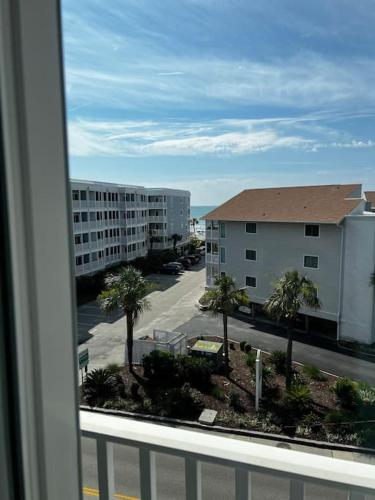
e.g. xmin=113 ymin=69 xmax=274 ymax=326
xmin=202 ymin=184 xmax=363 ymax=224
xmin=365 ymin=191 xmax=375 ymax=206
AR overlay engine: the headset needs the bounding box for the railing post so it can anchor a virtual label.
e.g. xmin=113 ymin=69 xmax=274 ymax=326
xmin=139 ymin=446 xmax=157 ymax=500
xmin=185 ymin=457 xmax=202 ymax=500
xmin=96 ymin=438 xmax=115 ymax=500
xmin=235 ymin=468 xmax=251 ymax=500
xmin=290 ymin=479 xmax=304 ymax=500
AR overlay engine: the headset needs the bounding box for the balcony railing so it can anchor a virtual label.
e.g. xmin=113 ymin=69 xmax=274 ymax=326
xmin=206 ymin=253 xmax=219 ymax=265
xmin=80 ymin=410 xmax=375 ymax=500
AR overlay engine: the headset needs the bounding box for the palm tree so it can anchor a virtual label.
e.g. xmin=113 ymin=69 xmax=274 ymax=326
xmin=190 ymin=217 xmax=199 ymax=234
xmin=264 ymin=270 xmax=321 ymax=389
xmin=171 ymin=233 xmax=182 ymax=253
xmin=206 ymin=275 xmax=248 ymax=376
xmin=98 ymin=266 xmax=151 ymax=372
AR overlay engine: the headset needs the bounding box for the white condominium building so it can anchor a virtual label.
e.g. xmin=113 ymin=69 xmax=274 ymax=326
xmin=71 ymin=180 xmax=190 ymax=277
xmin=203 ymin=184 xmax=375 ymax=344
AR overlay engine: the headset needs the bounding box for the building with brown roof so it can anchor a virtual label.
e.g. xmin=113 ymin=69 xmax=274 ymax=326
xmin=202 ymin=184 xmax=375 ymax=344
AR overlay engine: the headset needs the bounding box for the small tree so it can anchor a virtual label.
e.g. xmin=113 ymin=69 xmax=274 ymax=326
xmin=171 ymin=233 xmax=182 ymax=253
xmin=264 ymin=270 xmax=320 ymax=389
xmin=206 ymin=275 xmax=248 ymax=376
xmin=189 ymin=234 xmax=201 ymax=253
xmin=190 ymin=217 xmax=199 ymax=234
xmin=98 ymin=266 xmax=151 ymax=372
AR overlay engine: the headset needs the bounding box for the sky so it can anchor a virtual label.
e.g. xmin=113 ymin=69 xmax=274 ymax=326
xmin=62 ymin=0 xmax=375 ymax=205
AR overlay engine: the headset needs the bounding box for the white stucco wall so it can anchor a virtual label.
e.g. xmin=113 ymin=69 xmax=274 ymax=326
xmin=340 ymin=215 xmax=375 ymax=344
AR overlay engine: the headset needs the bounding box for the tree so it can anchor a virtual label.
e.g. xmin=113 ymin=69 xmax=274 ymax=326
xmin=206 ymin=275 xmax=248 ymax=376
xmin=264 ymin=270 xmax=320 ymax=389
xmin=189 ymin=234 xmax=201 ymax=253
xmin=171 ymin=233 xmax=182 ymax=253
xmin=98 ymin=266 xmax=151 ymax=372
xmin=190 ymin=217 xmax=199 ymax=234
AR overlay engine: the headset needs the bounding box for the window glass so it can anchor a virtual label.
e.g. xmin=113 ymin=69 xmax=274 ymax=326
xmin=81 ymin=212 xmax=88 ymax=222
xmin=245 ymin=249 xmax=257 ymax=261
xmin=304 ymin=255 xmax=319 ymax=268
xmin=72 ymin=190 xmax=79 ymax=200
xmin=80 ymin=190 xmax=87 ymax=201
xmin=83 ymin=254 xmax=90 ymax=264
xmin=246 ymin=276 xmax=257 ymax=287
xmin=220 ymin=247 xmax=226 ymax=263
xmin=220 ymin=222 xmax=226 ymax=238
xmin=82 ymin=233 xmax=89 ymax=243
xmin=305 ymin=224 xmax=320 ymax=237
xmin=245 ymin=222 xmax=257 ymax=233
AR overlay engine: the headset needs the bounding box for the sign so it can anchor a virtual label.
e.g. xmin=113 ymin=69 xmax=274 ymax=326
xmin=255 ymin=349 xmax=262 ymax=412
xmin=239 ymin=305 xmax=251 ymax=315
xmin=79 ymin=348 xmax=89 ymax=370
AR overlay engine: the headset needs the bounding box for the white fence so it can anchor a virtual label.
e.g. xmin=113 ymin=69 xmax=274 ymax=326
xmin=125 ymin=329 xmax=187 ymax=365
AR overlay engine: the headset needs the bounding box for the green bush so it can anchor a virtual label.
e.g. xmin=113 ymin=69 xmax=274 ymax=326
xmin=282 ymin=384 xmax=312 ymax=415
xmin=142 ymin=351 xmax=179 ymax=386
xmin=83 ymin=368 xmax=121 ymax=408
xmin=103 ymin=398 xmax=128 ymax=411
xmin=240 ymin=341 xmax=246 ymax=352
xmin=270 ymin=351 xmax=287 ymax=375
xmin=262 ymin=365 xmax=275 ymax=386
xmin=211 ymin=385 xmax=225 ymax=401
xmin=244 ymin=344 xmax=252 ymax=354
xmin=246 ymin=351 xmax=257 ymax=370
xmin=302 ymin=364 xmax=327 ymax=381
xmin=333 ymin=378 xmax=360 ymax=409
xmin=157 ymin=383 xmax=203 ymax=419
xmin=229 ymin=391 xmax=244 ymax=412
xmin=105 ymin=363 xmax=122 ymax=375
xmin=178 ymin=355 xmax=213 ymax=392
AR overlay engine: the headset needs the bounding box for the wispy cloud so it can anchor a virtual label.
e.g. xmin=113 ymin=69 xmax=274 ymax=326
xmin=67 ymin=116 xmax=374 ymax=157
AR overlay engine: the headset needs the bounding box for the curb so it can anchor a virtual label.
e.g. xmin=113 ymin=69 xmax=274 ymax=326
xmin=80 ymin=405 xmax=375 ymax=456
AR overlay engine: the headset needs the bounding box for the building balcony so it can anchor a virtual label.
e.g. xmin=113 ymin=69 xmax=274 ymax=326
xmin=206 ymin=253 xmax=219 ymax=265
xmin=80 ymin=410 xmax=374 ymax=500
xmin=148 ymin=215 xmax=167 ymax=223
xmin=148 ymin=201 xmax=165 ymax=209
xmin=206 ymin=228 xmax=219 ymax=240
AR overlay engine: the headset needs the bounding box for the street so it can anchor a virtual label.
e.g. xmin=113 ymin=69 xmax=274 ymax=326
xmin=77 ymin=266 xmax=375 ymax=384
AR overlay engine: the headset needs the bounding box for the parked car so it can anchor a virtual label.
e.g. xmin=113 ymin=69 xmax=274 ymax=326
xmin=168 ymin=261 xmax=184 ymax=270
xmin=177 ymin=257 xmax=192 ymax=269
xmin=159 ymin=263 xmax=183 ymax=274
xmin=189 ymin=254 xmax=201 ymax=264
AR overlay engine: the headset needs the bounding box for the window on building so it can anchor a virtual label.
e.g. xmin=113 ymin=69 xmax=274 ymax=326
xmin=80 ymin=190 xmax=87 ymax=201
xmin=221 ymin=271 xmax=226 ymax=277
xmin=72 ymin=190 xmax=79 ymax=200
xmin=246 ymin=276 xmax=257 ymax=287
xmin=73 ymin=212 xmax=80 ymax=223
xmin=245 ymin=249 xmax=257 ymax=261
xmin=82 ymin=233 xmax=89 ymax=243
xmin=245 ymin=222 xmax=257 ymax=233
xmin=75 ymin=256 xmax=82 ymax=266
xmin=81 ymin=212 xmax=88 ymax=222
xmin=89 ymin=212 xmax=95 ymax=221
xmin=83 ymin=254 xmax=90 ymax=264
xmin=304 ymin=255 xmax=319 ymax=269
xmin=305 ymin=224 xmax=320 ymax=237
xmin=220 ymin=247 xmax=226 ymax=263
xmin=74 ymin=234 xmax=81 ymax=245
xmin=220 ymin=222 xmax=226 ymax=238
xmin=212 ymin=242 xmax=219 ymax=254
xmin=91 ymin=232 xmax=97 ymax=242
xmin=89 ymin=191 xmax=95 ymax=201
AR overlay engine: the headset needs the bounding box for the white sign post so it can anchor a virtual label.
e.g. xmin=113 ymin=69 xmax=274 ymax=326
xmin=255 ymin=349 xmax=262 ymax=412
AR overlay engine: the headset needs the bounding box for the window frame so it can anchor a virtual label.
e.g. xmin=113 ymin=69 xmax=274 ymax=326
xmin=304 ymin=224 xmax=320 ymax=238
xmin=245 ymin=222 xmax=257 ymax=234
xmin=303 ymin=255 xmax=319 ymax=269
xmin=220 ymin=246 xmax=226 ymax=263
xmin=245 ymin=276 xmax=257 ymax=288
xmin=245 ymin=249 xmax=257 ymax=261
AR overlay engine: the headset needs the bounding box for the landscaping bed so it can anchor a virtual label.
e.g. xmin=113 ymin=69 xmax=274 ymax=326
xmin=81 ymin=337 xmax=375 ymax=448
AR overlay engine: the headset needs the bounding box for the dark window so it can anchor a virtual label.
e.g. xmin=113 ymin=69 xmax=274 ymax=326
xmin=82 ymin=233 xmax=89 ymax=243
xmin=81 ymin=212 xmax=88 ymax=222
xmin=305 ymin=224 xmax=320 ymax=237
xmin=245 ymin=222 xmax=257 ymax=234
xmin=73 ymin=212 xmax=80 ymax=223
xmin=72 ymin=190 xmax=79 ymax=200
xmin=74 ymin=234 xmax=81 ymax=245
xmin=75 ymin=256 xmax=82 ymax=266
xmin=83 ymin=254 xmax=90 ymax=264
xmin=80 ymin=190 xmax=87 ymax=201
xmin=304 ymin=255 xmax=319 ymax=269
xmin=246 ymin=276 xmax=257 ymax=287
xmin=246 ymin=249 xmax=257 ymax=261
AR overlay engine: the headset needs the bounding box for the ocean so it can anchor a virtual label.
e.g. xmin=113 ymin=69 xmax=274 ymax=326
xmin=190 ymin=205 xmax=216 ymax=236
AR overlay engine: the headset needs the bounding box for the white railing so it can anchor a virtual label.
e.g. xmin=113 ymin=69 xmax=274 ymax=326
xmin=80 ymin=411 xmax=375 ymax=500
xmin=206 ymin=253 xmax=219 ymax=264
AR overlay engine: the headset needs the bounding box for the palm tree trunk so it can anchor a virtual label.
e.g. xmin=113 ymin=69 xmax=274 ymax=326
xmin=285 ymin=319 xmax=294 ymax=389
xmin=223 ymin=313 xmax=229 ymax=376
xmin=126 ymin=313 xmax=134 ymax=373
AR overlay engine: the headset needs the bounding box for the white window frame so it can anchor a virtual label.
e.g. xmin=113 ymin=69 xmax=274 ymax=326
xmin=246 ymin=276 xmax=257 ymax=288
xmin=245 ymin=248 xmax=257 ymax=261
xmin=220 ymin=246 xmax=226 ymax=264
xmin=219 ymin=222 xmax=226 ymax=239
xmin=245 ymin=222 xmax=257 ymax=234
xmin=303 ymin=255 xmax=319 ymax=269
xmin=304 ymin=224 xmax=320 ymax=238
xmin=0 ymin=1 xmax=82 ymax=499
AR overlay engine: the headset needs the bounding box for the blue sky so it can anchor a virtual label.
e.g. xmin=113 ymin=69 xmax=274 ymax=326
xmin=62 ymin=0 xmax=375 ymax=204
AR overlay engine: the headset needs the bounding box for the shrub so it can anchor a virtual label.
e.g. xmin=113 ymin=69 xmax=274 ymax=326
xmin=333 ymin=378 xmax=360 ymax=409
xmin=229 ymin=391 xmax=244 ymax=412
xmin=157 ymin=383 xmax=203 ymax=419
xmin=83 ymin=368 xmax=120 ymax=408
xmin=270 ymin=351 xmax=287 ymax=375
xmin=262 ymin=365 xmax=275 ymax=386
xmin=103 ymin=398 xmax=128 ymax=411
xmin=130 ymin=382 xmax=140 ymax=400
xmin=302 ymin=364 xmax=327 ymax=381
xmin=178 ymin=356 xmax=213 ymax=392
xmin=246 ymin=351 xmax=257 ymax=370
xmin=244 ymin=344 xmax=252 ymax=354
xmin=240 ymin=341 xmax=246 ymax=352
xmin=142 ymin=350 xmax=179 ymax=386
xmin=211 ymin=385 xmax=225 ymax=401
xmin=358 ymin=388 xmax=375 ymax=407
xmin=105 ymin=362 xmax=122 ymax=375
xmin=282 ymin=384 xmax=312 ymax=415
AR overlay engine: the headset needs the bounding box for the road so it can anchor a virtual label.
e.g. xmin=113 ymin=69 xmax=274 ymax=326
xmin=78 ymin=265 xmax=375 ymax=384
